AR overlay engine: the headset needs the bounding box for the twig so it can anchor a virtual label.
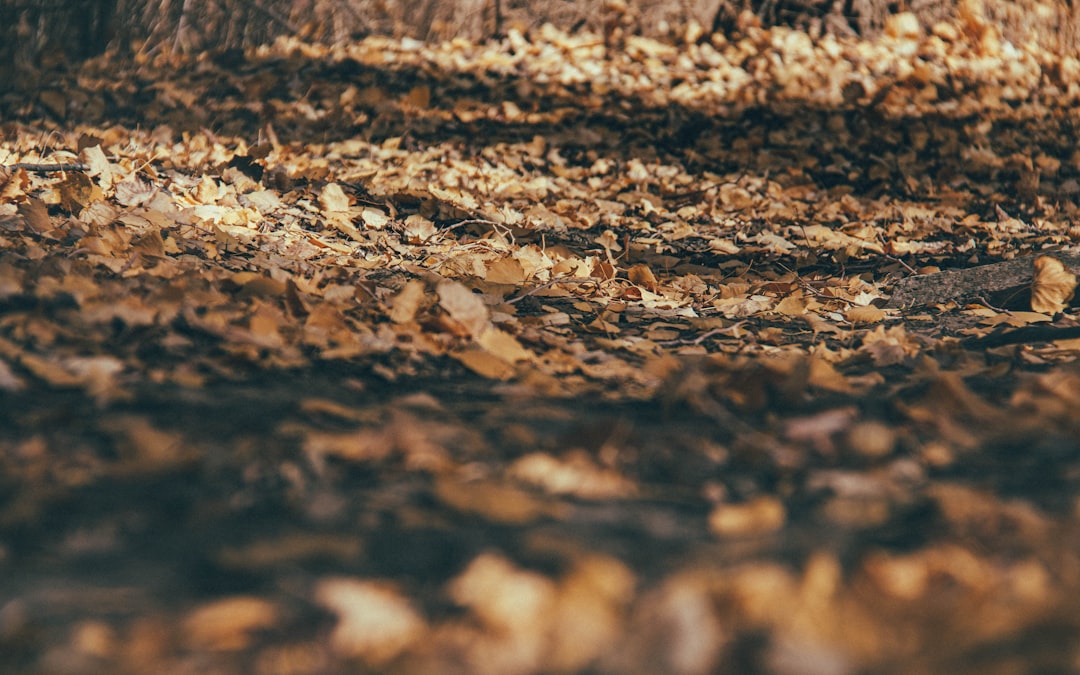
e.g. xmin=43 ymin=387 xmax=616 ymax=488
xmin=506 ymin=277 xmax=599 ymax=304
xmin=777 ymin=263 xmax=858 ymax=306
xmin=961 ymin=323 xmax=1080 ymax=349
xmin=442 ymin=218 xmax=501 ymax=234
xmin=972 ymin=295 xmax=1010 ymax=314
xmin=656 ymin=322 xmax=748 ymax=346
xmin=885 ymin=254 xmax=918 ymax=275
xmin=2 ymin=162 xmax=89 ymax=173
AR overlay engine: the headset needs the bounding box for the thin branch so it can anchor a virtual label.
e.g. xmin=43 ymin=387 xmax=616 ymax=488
xmin=506 ymin=277 xmax=600 ymax=304
xmin=2 ymin=162 xmax=89 ymax=173
xmin=233 ymin=0 xmax=303 ymax=34
xmin=656 ymin=322 xmax=748 ymax=347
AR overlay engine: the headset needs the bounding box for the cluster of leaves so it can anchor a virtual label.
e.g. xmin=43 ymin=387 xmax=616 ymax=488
xmin=3 ymin=7 xmax=1080 ymax=674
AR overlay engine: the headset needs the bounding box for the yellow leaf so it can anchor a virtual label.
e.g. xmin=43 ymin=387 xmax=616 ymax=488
xmin=1031 ymin=255 xmax=1076 ymax=314
xmin=845 ymin=305 xmax=885 ymax=324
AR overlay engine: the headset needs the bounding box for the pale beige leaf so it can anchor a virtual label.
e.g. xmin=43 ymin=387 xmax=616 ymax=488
xmin=390 ymin=279 xmax=427 ymax=324
xmin=403 ymin=214 xmax=436 ymax=243
xmin=475 ymin=327 xmax=532 ymax=362
xmin=451 ymin=347 xmax=515 ymax=380
xmin=315 ymin=578 xmax=426 ymax=664
xmin=319 ymin=182 xmax=351 ymax=213
xmin=486 ymin=257 xmax=526 ymax=284
xmin=1031 ymin=255 xmax=1076 ymax=314
xmin=360 ymin=207 xmax=389 ymax=229
xmin=438 ymin=281 xmax=489 ymax=337
xmin=508 ymin=451 xmax=637 ymax=499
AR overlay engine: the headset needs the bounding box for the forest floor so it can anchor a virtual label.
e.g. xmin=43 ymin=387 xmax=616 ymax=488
xmin=3 ymin=15 xmax=1080 ymax=675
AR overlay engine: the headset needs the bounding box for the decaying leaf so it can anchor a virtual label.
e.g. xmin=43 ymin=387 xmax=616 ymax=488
xmin=5 ymin=16 xmax=1080 ymax=675
xmin=1030 ymin=255 xmax=1076 ymax=314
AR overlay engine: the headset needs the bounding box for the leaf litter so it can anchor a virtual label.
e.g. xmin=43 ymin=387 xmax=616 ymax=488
xmin=3 ymin=9 xmax=1080 ymax=674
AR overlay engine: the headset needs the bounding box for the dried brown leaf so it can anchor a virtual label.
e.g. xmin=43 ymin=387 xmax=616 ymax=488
xmin=182 ymin=596 xmax=279 ymax=651
xmin=319 ymin=182 xmax=351 ymax=213
xmin=1030 ymin=255 xmax=1076 ymax=314
xmin=390 ymin=279 xmax=428 ymax=323
xmin=627 ymin=263 xmax=659 ymax=292
xmin=438 ymin=280 xmax=489 ymax=338
xmin=17 ymin=198 xmax=52 ymax=234
xmin=315 ymin=579 xmax=426 ymax=663
xmin=845 ymin=305 xmax=886 ymax=324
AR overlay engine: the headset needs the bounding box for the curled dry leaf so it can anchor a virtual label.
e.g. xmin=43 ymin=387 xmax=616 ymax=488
xmin=56 ymin=171 xmax=96 ymax=212
xmin=114 ymin=175 xmax=156 ymax=207
xmin=1030 ymin=255 xmax=1076 ymax=314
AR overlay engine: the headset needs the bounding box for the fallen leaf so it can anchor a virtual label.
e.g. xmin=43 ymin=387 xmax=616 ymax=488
xmin=319 ymin=182 xmax=351 ymax=213
xmin=390 ymin=279 xmax=428 ymax=323
xmin=17 ymin=198 xmax=52 ymax=234
xmin=1031 ymin=255 xmax=1076 ymax=314
xmin=845 ymin=305 xmax=886 ymax=324
xmin=182 ymin=596 xmax=279 ymax=651
xmin=315 ymin=578 xmax=426 ymax=664
xmin=434 ymin=475 xmax=563 ymax=524
xmin=627 ymin=263 xmax=659 ymax=292
xmin=709 ymin=496 xmax=786 ymax=537
xmin=438 ymin=280 xmax=490 ymax=338
xmin=508 ymin=451 xmax=637 ymax=498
